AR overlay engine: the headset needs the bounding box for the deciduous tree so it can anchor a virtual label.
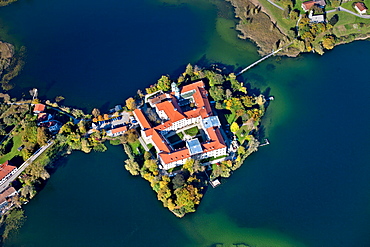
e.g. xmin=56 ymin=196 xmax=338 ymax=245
xmin=125 ymin=97 xmax=137 ymax=111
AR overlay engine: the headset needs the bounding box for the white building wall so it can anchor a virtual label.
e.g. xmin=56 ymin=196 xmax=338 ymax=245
xmin=156 ymin=110 xmax=168 ymax=120
xmin=160 ymin=147 xmax=227 ymax=170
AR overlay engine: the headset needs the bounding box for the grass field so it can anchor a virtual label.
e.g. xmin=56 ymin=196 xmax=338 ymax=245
xmin=327 ymin=10 xmax=370 ymax=37
xmin=0 ymin=134 xmax=23 ymax=164
xmin=235 ymin=125 xmax=250 ymax=144
xmin=129 ymin=140 xmax=143 ymax=155
xmin=257 ymin=0 xmax=297 ymax=36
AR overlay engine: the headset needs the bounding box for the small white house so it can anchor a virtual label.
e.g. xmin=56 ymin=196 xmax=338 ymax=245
xmin=354 ymin=2 xmax=367 ymax=15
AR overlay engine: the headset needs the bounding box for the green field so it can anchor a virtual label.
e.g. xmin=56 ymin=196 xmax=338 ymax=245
xmin=258 ymin=0 xmax=297 ymax=36
xmin=0 ymin=134 xmax=23 ymax=164
xmin=327 ymin=10 xmax=370 ymax=37
xmin=235 ymin=125 xmax=250 ymax=144
xmin=129 ymin=140 xmax=144 ymax=155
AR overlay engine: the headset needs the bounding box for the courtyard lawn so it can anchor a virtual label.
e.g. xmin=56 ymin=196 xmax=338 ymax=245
xmin=184 ymin=126 xmax=199 ymax=137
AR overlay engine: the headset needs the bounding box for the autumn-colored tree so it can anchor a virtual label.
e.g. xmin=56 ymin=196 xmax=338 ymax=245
xmin=172 ymin=174 xmax=185 ymax=189
xmin=157 ymin=75 xmax=171 ymax=91
xmin=125 ymin=97 xmax=137 ymax=111
xmin=37 ymin=127 xmax=49 ymax=146
xmin=97 ymin=115 xmax=104 ymax=122
xmin=124 ymin=159 xmax=140 ymax=176
xmin=103 ymin=114 xmax=109 ymax=120
xmin=144 ymin=159 xmax=158 ymax=173
xmin=126 ymin=129 xmax=139 ymax=143
xmin=230 ymin=122 xmax=239 ymax=133
xmin=322 ymin=36 xmax=335 ymax=50
xmin=183 ymin=159 xmax=195 ymax=174
xmin=92 ymin=108 xmax=100 ymax=118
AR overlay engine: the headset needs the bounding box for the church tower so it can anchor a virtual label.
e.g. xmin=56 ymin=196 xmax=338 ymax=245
xmin=171 ymin=82 xmax=180 ymax=99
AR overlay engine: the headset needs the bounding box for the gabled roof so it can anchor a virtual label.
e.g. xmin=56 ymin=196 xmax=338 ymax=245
xmin=111 ymin=126 xmax=127 ymax=134
xmin=0 ymin=161 xmax=17 ymax=181
xmin=135 ymin=80 xmax=227 ymax=166
xmin=152 ymin=130 xmax=171 ymax=153
xmin=203 ymin=127 xmax=227 ymax=149
xmin=182 ymin=81 xmax=213 ymax=119
xmin=0 ymin=187 xmax=16 ymax=198
xmin=314 ymin=0 xmax=326 ymax=7
xmin=355 ymin=2 xmax=367 ymax=11
xmin=148 ymin=93 xmax=168 ymax=105
xmin=302 ymin=1 xmax=315 ymax=11
xmin=33 ymin=104 xmax=45 ymax=113
xmin=156 ymin=100 xmax=185 ymax=123
xmin=159 ymin=148 xmax=190 ymax=164
xmin=133 ymin=109 xmax=152 ymax=129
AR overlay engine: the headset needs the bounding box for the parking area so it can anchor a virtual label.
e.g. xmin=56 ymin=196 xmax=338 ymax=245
xmin=92 ymin=111 xmax=132 ymax=130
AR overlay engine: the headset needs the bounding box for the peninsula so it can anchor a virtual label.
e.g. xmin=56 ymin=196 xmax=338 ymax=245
xmin=227 ymin=0 xmax=370 ymax=56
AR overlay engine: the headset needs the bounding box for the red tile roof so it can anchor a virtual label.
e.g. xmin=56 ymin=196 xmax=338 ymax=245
xmin=33 ymin=104 xmax=45 ymax=113
xmin=135 ymin=80 xmax=226 ymax=165
xmin=152 ymin=130 xmax=171 ymax=153
xmin=182 ymin=81 xmax=213 ymax=119
xmin=203 ymin=127 xmax=227 ymax=151
xmin=0 ymin=161 xmax=17 ymax=181
xmin=144 ymin=128 xmax=153 ymax=137
xmin=111 ymin=126 xmax=127 ymax=134
xmin=302 ymin=1 xmax=315 ymax=11
xmin=159 ymin=148 xmax=190 ymax=164
xmin=0 ymin=187 xmax=16 ymax=198
xmin=355 ymin=2 xmax=367 ymax=11
xmin=133 ymin=109 xmax=152 ymax=129
xmin=148 ymin=93 xmax=168 ymax=105
xmin=156 ymin=100 xmax=185 ymax=123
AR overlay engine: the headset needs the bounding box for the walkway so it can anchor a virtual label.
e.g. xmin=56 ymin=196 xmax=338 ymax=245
xmin=138 ymin=137 xmax=149 ymax=152
xmin=267 ymin=0 xmax=284 ymax=11
xmin=236 ymin=42 xmax=292 ymax=76
xmin=0 ymin=140 xmax=54 ymax=192
xmin=336 ymin=7 xmax=370 ymax=19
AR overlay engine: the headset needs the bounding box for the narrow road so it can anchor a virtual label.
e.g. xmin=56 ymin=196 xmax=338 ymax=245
xmin=326 ymin=9 xmax=337 ymax=14
xmin=337 ymin=7 xmax=370 ymax=19
xmin=0 ymin=140 xmax=54 ymax=192
xmin=267 ymin=0 xmax=284 ymax=11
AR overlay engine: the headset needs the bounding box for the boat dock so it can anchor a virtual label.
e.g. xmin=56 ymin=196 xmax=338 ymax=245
xmin=259 ymin=138 xmax=270 ymax=147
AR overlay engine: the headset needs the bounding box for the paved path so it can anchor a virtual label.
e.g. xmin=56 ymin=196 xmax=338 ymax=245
xmin=326 ymin=7 xmax=370 ymax=18
xmin=326 ymin=9 xmax=337 ymax=14
xmin=267 ymin=0 xmax=284 ymax=11
xmin=337 ymin=7 xmax=370 ymax=19
xmin=138 ymin=137 xmax=149 ymax=152
xmin=0 ymin=140 xmax=54 ymax=192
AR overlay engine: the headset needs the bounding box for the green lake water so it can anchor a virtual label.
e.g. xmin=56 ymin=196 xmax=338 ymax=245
xmin=1 ymin=0 xmax=370 ymax=246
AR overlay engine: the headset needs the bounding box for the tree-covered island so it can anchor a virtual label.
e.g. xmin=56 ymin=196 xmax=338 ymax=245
xmin=121 ymin=64 xmax=267 ymax=217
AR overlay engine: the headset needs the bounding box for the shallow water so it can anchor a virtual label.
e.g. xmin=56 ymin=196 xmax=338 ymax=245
xmin=1 ymin=0 xmax=370 ymax=246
